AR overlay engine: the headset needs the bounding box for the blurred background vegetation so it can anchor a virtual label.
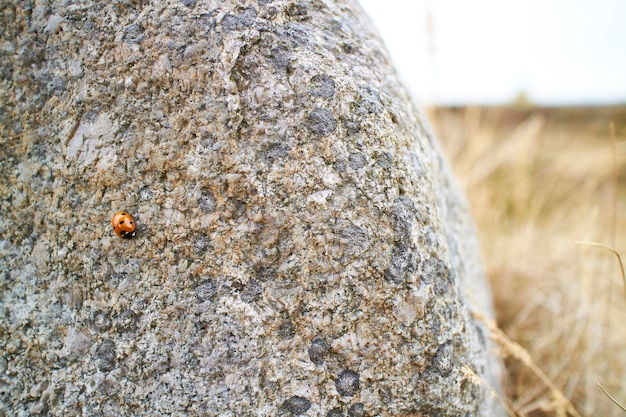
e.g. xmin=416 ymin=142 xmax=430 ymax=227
xmin=428 ymin=104 xmax=626 ymax=416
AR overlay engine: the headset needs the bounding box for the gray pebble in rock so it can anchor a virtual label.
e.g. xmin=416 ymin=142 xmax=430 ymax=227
xmin=308 ymin=107 xmax=337 ymax=136
xmin=348 ymin=403 xmax=366 ymax=417
xmin=282 ymin=396 xmax=312 ymax=415
xmin=308 ymin=337 xmax=331 ymax=365
xmin=336 ymin=369 xmax=360 ymax=397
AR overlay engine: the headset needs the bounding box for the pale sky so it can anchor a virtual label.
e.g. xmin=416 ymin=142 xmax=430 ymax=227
xmin=358 ymin=0 xmax=626 ymax=106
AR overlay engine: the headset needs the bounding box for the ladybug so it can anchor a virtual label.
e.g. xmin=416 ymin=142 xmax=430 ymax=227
xmin=112 ymin=211 xmax=136 ymax=239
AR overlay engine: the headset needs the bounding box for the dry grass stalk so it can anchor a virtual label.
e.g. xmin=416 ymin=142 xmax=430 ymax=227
xmin=474 ymin=310 xmax=582 ymax=417
xmin=597 ymin=383 xmax=626 ymax=412
xmin=575 ymin=241 xmax=626 ymax=295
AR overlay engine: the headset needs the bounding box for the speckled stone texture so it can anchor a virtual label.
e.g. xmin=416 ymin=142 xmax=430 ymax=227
xmin=0 ymin=0 xmax=503 ymax=416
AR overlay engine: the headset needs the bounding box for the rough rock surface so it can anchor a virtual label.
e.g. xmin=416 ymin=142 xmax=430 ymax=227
xmin=0 ymin=0 xmax=502 ymax=416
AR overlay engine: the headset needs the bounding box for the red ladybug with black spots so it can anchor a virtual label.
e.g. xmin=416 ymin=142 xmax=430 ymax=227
xmin=112 ymin=211 xmax=136 ymax=239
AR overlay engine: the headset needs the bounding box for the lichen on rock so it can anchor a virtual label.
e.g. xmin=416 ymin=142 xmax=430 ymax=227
xmin=0 ymin=0 xmax=502 ymax=416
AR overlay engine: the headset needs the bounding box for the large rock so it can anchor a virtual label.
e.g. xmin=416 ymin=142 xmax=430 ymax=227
xmin=0 ymin=0 xmax=502 ymax=415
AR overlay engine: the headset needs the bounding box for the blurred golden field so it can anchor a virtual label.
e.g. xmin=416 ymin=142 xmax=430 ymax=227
xmin=428 ymin=106 xmax=626 ymax=417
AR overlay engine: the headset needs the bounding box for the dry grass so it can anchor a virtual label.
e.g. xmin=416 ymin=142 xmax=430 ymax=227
xmin=428 ymin=105 xmax=626 ymax=416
